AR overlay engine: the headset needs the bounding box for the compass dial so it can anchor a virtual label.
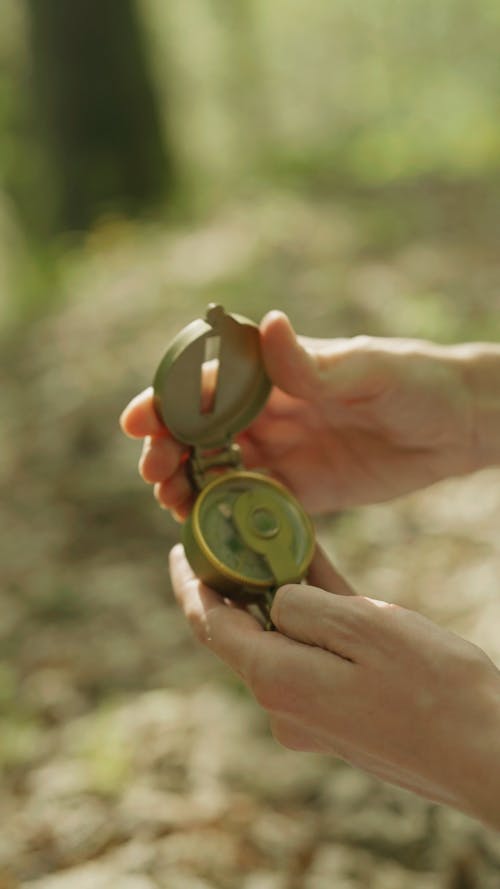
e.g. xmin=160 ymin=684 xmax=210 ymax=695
xmin=192 ymin=472 xmax=314 ymax=588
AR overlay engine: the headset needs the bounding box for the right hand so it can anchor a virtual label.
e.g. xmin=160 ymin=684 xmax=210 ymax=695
xmin=120 ymin=311 xmax=475 ymax=518
xmin=168 ymin=542 xmax=500 ymax=829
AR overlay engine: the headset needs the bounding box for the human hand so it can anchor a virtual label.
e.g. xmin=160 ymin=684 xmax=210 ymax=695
xmin=120 ymin=312 xmax=477 ymax=517
xmin=169 ymin=543 xmax=500 ymax=829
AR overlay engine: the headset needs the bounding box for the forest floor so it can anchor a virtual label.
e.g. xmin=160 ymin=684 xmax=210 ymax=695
xmin=1 ymin=181 xmax=500 ymax=888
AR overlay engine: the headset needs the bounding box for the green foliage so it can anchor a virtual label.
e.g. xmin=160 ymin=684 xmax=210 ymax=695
xmin=74 ymin=706 xmax=133 ymax=798
xmin=142 ymin=0 xmax=500 ymax=188
xmin=0 ymin=0 xmax=498 ymax=321
xmin=0 ymin=717 xmax=44 ymax=770
xmin=0 ymin=663 xmax=17 ymax=713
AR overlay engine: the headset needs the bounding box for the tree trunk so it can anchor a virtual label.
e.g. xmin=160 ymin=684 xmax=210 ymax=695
xmin=26 ymin=0 xmax=171 ymax=233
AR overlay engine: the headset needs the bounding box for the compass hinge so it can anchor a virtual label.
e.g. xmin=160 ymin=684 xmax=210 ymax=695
xmin=190 ymin=442 xmax=243 ymax=490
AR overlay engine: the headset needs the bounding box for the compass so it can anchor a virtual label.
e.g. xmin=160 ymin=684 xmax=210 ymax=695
xmin=153 ymin=304 xmax=315 ymax=625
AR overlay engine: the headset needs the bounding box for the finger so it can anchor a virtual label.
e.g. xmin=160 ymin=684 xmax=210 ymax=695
xmin=139 ymin=435 xmax=186 ymax=483
xmin=261 ymin=317 xmax=393 ymax=405
xmin=270 ymin=584 xmax=377 ymax=661
xmin=170 ymin=547 xmax=355 ymax=720
xmin=200 ymin=358 xmax=219 ymax=414
xmin=308 ymin=336 xmax=390 ymax=403
xmin=306 ymin=543 xmax=356 ymax=596
xmin=171 ymin=498 xmax=195 ymax=522
xmin=259 ymin=311 xmax=320 ymax=400
xmin=120 ymin=388 xmax=168 ymax=438
xmin=154 ymin=469 xmax=193 ymax=510
xmin=169 ymin=544 xmax=264 ymax=676
xmin=236 ymin=433 xmax=263 ymax=469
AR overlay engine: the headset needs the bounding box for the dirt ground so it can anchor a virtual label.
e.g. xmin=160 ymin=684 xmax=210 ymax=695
xmin=1 ymin=185 xmax=500 ymax=887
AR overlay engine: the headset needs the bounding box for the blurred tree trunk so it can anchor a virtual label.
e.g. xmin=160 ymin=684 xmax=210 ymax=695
xmin=26 ymin=0 xmax=171 ymax=233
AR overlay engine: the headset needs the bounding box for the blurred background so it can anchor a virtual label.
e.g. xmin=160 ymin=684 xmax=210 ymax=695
xmin=1 ymin=1 xmax=500 ymax=887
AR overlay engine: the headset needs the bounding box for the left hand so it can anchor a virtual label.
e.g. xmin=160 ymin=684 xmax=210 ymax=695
xmin=169 ymin=544 xmax=500 ymax=828
xmin=120 ymin=313 xmax=478 ymax=518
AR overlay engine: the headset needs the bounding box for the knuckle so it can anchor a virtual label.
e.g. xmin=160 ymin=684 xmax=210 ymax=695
xmin=346 ymin=337 xmax=388 ymax=379
xmin=322 ymin=611 xmax=358 ymax=650
xmin=351 ymin=334 xmax=374 ymax=352
xmin=334 ymin=597 xmax=373 ymax=635
xmin=355 ymin=595 xmax=396 ymax=622
xmin=320 ymin=596 xmax=394 ymax=652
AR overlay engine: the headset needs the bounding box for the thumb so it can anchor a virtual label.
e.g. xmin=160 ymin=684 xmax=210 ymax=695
xmin=260 ymin=313 xmax=386 ymax=404
xmin=259 ymin=311 xmax=320 ymax=400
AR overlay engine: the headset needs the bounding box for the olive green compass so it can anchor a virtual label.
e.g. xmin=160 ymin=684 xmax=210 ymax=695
xmin=153 ymin=304 xmax=315 ymax=626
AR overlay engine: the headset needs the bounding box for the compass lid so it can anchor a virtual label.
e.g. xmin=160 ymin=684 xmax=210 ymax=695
xmin=153 ymin=304 xmax=271 ymax=449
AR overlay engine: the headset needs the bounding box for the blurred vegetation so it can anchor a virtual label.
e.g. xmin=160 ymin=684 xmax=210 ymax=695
xmin=0 ymin=0 xmax=499 ymax=321
xmin=1 ymin=1 xmax=500 ymax=887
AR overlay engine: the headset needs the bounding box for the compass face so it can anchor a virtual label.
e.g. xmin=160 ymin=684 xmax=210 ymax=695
xmin=199 ymin=481 xmax=274 ymax=583
xmin=194 ymin=472 xmax=314 ymax=588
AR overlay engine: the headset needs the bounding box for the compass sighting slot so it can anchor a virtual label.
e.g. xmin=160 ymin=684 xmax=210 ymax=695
xmin=200 ymin=335 xmax=221 ymax=415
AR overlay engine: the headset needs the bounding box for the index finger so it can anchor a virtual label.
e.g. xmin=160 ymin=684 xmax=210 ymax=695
xmin=169 ymin=545 xmax=354 ymax=716
xmin=168 ymin=544 xmax=264 ymax=678
xmin=168 ymin=545 xmax=312 ymax=679
xmin=120 ymin=387 xmax=168 ymax=438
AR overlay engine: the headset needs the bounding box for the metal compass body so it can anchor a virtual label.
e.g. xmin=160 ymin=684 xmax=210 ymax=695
xmin=153 ymin=304 xmax=315 ymax=625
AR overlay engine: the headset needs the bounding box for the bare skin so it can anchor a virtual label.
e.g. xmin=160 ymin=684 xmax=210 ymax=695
xmin=121 ymin=312 xmax=499 ymax=518
xmin=168 ymin=544 xmax=500 ymax=829
xmin=120 ymin=311 xmax=500 ymax=828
